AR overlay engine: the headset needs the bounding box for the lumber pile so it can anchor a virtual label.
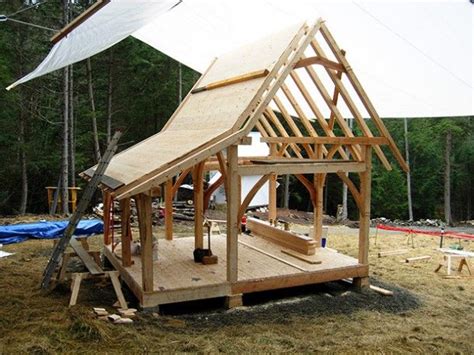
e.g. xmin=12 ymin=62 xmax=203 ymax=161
xmin=247 ymin=217 xmax=317 ymax=255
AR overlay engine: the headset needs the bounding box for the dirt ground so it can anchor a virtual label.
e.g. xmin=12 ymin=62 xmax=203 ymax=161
xmin=0 ymin=216 xmax=473 ymax=353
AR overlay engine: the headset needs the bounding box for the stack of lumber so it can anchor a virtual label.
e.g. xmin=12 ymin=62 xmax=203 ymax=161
xmin=247 ymin=217 xmax=316 ymax=255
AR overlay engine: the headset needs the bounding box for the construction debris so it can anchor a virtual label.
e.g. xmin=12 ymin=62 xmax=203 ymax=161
xmin=377 ymin=249 xmax=409 ymax=258
xmin=370 ymin=285 xmax=394 ymax=296
xmin=405 ymin=256 xmax=432 ymax=263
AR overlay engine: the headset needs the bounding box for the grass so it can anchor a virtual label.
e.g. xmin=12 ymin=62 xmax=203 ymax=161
xmin=0 ymin=220 xmax=473 ymax=353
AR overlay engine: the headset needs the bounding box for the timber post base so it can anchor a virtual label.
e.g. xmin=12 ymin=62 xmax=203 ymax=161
xmin=353 ymin=276 xmax=370 ymax=290
xmin=225 ymin=294 xmax=243 ymax=309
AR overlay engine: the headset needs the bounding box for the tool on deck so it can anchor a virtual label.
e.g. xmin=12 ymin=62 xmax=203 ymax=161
xmin=193 ymin=219 xmax=218 ymax=264
xmin=41 ymin=130 xmax=122 ymax=289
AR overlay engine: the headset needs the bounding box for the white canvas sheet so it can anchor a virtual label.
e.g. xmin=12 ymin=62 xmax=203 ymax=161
xmin=7 ymin=0 xmax=474 ymax=118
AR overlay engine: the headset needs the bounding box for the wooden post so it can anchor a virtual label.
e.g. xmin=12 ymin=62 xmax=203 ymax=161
xmin=120 ymin=198 xmax=132 ymax=267
xmin=193 ymin=163 xmax=204 ymax=249
xmin=313 ymin=144 xmax=324 ymax=246
xmin=313 ymin=174 xmax=324 ymax=246
xmin=165 ymin=179 xmax=173 ymax=240
xmin=354 ymin=145 xmax=372 ymax=289
xmin=135 ymin=193 xmax=153 ymax=292
xmin=226 ymin=145 xmax=239 ymax=283
xmin=358 ymin=145 xmax=372 ymax=265
xmin=268 ymin=143 xmax=277 ymax=223
xmin=103 ymin=191 xmax=112 ymax=246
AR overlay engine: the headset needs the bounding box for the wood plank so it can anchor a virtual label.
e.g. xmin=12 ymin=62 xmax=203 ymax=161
xmin=377 ymin=249 xmax=409 ymax=257
xmin=281 ymin=249 xmax=322 ymax=264
xmin=70 ymin=239 xmax=104 ymax=275
xmin=247 ymin=218 xmax=316 ymax=255
xmin=261 ymin=136 xmax=388 ymax=145
xmin=226 ymin=145 xmax=239 ymax=282
xmin=294 ymin=56 xmax=345 ymax=71
xmin=238 ymin=161 xmax=366 ymax=176
xmin=405 ymin=256 xmax=432 ymax=263
xmin=135 ymin=193 xmax=154 ymax=292
xmin=191 ymin=69 xmax=270 ymax=94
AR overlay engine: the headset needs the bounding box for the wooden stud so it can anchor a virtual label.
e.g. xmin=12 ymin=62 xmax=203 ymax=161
xmin=135 ymin=193 xmax=154 ymax=292
xmin=193 ymin=162 xmax=205 ymax=249
xmin=165 ymin=179 xmax=173 ymax=240
xmin=226 ymin=145 xmax=239 ymax=283
xmin=120 ymin=198 xmax=132 ymax=267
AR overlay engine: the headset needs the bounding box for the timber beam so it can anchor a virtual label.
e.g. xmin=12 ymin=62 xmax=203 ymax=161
xmin=238 ymin=161 xmax=365 ymax=176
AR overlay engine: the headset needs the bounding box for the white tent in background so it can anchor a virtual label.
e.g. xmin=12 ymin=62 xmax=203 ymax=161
xmin=6 ymin=0 xmax=474 ymax=118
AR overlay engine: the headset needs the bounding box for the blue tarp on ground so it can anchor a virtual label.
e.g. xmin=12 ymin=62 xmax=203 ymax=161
xmin=0 ymin=219 xmax=104 ymax=245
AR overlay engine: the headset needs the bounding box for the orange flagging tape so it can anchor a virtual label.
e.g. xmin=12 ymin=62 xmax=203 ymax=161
xmin=376 ymin=224 xmax=474 ymax=241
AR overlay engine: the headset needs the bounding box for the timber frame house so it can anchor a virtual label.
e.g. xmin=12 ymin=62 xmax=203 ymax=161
xmin=82 ymin=19 xmax=408 ymax=309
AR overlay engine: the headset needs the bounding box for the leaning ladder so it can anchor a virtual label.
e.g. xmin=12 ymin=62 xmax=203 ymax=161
xmin=41 ymin=130 xmax=122 ymax=289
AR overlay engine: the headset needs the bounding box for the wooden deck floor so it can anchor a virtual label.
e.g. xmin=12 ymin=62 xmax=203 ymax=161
xmin=104 ymin=234 xmax=367 ymax=308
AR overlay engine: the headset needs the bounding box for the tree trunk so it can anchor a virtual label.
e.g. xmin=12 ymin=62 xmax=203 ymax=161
xmin=107 ymin=49 xmax=114 ymax=144
xmin=61 ymin=0 xmax=70 ymax=215
xmin=444 ymin=130 xmax=452 ymax=225
xmin=18 ymin=104 xmax=28 ymax=214
xmin=404 ymin=118 xmax=413 ymax=221
xmin=69 ymin=64 xmax=76 ymax=188
xmin=86 ymin=58 xmax=101 ymax=163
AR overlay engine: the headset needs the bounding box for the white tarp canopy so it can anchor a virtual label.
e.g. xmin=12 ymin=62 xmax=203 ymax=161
xmin=7 ymin=0 xmax=474 ymax=118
